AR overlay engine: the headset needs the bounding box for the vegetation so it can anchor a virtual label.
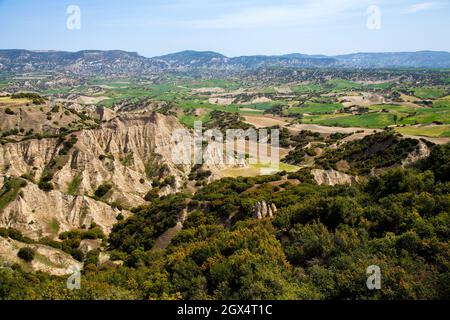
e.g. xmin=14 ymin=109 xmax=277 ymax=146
xmin=1 ymin=143 xmax=448 ymax=299
xmin=316 ymin=131 xmax=420 ymax=175
xmin=11 ymin=92 xmax=45 ymax=105
xmin=0 ymin=177 xmax=27 ymax=212
xmin=4 ymin=107 xmax=14 ymax=115
xmin=17 ymin=247 xmax=35 ymax=263
xmin=94 ymin=183 xmax=113 ymax=198
xmin=67 ymin=175 xmax=82 ymax=196
xmin=109 ymin=193 xmax=188 ymax=254
xmin=0 ymin=69 xmax=450 ymax=301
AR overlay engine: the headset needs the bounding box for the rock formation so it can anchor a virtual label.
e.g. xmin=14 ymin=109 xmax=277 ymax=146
xmin=253 ymin=201 xmax=278 ymax=220
xmin=311 ymin=169 xmax=360 ymax=186
xmin=0 ymin=112 xmax=189 ymax=239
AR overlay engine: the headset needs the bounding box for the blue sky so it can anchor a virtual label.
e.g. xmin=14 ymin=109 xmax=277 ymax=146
xmin=0 ymin=0 xmax=449 ymax=57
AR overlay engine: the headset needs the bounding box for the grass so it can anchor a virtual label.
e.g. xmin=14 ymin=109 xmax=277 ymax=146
xmin=290 ymin=84 xmax=322 ymax=94
xmin=48 ymin=218 xmax=60 ymax=236
xmin=399 ymin=108 xmax=450 ymax=125
xmin=240 ymin=101 xmax=285 ymax=111
xmin=363 ymin=82 xmax=395 ymax=90
xmin=433 ymin=97 xmax=450 ymax=108
xmin=0 ymin=96 xmax=31 ymax=105
xmin=121 ymin=153 xmax=134 ymax=166
xmin=0 ymin=178 xmax=27 ymax=212
xmin=67 ymin=175 xmax=82 ymax=195
xmin=305 ymin=112 xmax=396 ymax=129
xmin=187 ymin=79 xmax=241 ymax=90
xmin=96 ymin=83 xmax=191 ymax=107
xmin=326 ymin=79 xmax=362 ymax=92
xmin=221 ymin=162 xmax=300 ymax=178
xmin=179 ymin=113 xmax=211 ymax=128
xmin=368 ymin=104 xmax=421 ymax=113
xmin=396 ymin=125 xmax=450 ymax=138
xmin=287 ymin=102 xmax=344 ymax=115
xmin=412 ymin=87 xmax=448 ymax=99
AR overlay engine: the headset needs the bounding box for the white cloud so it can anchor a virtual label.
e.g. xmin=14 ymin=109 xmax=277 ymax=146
xmin=185 ymin=0 xmax=373 ymax=29
xmin=406 ymin=2 xmax=436 ymax=13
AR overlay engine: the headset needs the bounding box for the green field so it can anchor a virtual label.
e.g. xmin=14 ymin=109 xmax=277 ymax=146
xmin=412 ymin=87 xmax=448 ymax=99
xmin=221 ymin=162 xmax=300 ymax=178
xmin=433 ymin=96 xmax=450 ymax=108
xmin=396 ymin=125 xmax=450 ymax=137
xmin=179 ymin=113 xmax=211 ymax=128
xmin=368 ymin=103 xmax=421 ymax=113
xmin=287 ymin=102 xmax=344 ymax=115
xmin=290 ymin=83 xmax=322 ymax=94
xmin=187 ymin=79 xmax=241 ymax=90
xmin=240 ymin=101 xmax=285 ymax=111
xmin=399 ymin=108 xmax=450 ymax=125
xmin=326 ymin=79 xmax=362 ymax=91
xmin=305 ymin=112 xmax=396 ymax=128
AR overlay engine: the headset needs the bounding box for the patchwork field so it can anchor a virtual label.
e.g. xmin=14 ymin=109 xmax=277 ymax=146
xmin=396 ymin=124 xmax=450 ymax=137
xmin=221 ymin=162 xmax=300 ymax=178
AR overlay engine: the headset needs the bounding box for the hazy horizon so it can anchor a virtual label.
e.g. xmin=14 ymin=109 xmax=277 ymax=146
xmin=1 ymin=0 xmax=450 ymax=57
xmin=2 ymin=48 xmax=450 ymax=60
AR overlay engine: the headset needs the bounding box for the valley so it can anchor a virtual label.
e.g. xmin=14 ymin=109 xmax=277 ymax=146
xmin=0 ymin=50 xmax=449 ymax=300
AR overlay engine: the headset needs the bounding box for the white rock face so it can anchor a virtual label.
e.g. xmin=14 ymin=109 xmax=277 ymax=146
xmin=79 ymin=239 xmax=102 ymax=256
xmin=311 ymin=169 xmax=360 ymax=186
xmin=402 ymin=140 xmax=431 ymax=167
xmin=253 ymin=201 xmax=278 ymax=220
xmin=0 ymin=182 xmax=123 ymax=239
xmin=0 ymin=237 xmax=82 ymax=276
xmin=0 ymin=113 xmax=189 ymax=239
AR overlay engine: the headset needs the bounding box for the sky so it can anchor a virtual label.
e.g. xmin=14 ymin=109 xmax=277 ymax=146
xmin=0 ymin=0 xmax=449 ymax=57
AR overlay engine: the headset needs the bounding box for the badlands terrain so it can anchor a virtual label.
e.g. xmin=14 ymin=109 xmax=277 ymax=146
xmin=0 ymin=50 xmax=449 ymax=299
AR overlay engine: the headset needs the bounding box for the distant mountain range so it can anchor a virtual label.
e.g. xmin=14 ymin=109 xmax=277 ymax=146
xmin=1 ymin=49 xmax=449 ymax=75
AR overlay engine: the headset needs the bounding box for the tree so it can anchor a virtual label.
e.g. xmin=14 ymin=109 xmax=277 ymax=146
xmin=94 ymin=183 xmax=113 ymax=198
xmin=17 ymin=247 xmax=35 ymax=263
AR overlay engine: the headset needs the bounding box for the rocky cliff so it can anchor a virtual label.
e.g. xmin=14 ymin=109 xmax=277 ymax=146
xmin=311 ymin=169 xmax=361 ymax=186
xmin=0 ymin=112 xmax=190 ymax=239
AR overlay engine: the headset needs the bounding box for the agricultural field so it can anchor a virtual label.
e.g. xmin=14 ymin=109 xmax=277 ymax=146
xmin=411 ymin=86 xmax=448 ymax=99
xmin=304 ymin=112 xmax=396 ymax=129
xmin=0 ymin=96 xmax=31 ymax=106
xmin=221 ymin=162 xmax=300 ymax=178
xmin=2 ymin=73 xmax=450 ymax=140
xmin=396 ymin=125 xmax=450 ymax=137
xmin=287 ymin=102 xmax=344 ymax=115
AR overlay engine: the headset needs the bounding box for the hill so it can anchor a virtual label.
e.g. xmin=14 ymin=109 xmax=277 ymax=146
xmin=1 ymin=49 xmax=450 ymax=76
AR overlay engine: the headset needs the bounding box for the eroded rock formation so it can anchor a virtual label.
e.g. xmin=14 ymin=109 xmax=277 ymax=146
xmin=253 ymin=201 xmax=278 ymax=220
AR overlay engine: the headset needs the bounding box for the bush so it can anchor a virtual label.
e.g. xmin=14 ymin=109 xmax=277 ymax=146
xmin=4 ymin=108 xmax=14 ymax=115
xmin=94 ymin=183 xmax=113 ymax=198
xmin=38 ymin=180 xmax=54 ymax=192
xmin=17 ymin=247 xmax=35 ymax=262
xmin=144 ymin=189 xmax=160 ymax=202
xmin=11 ymin=92 xmax=45 ymax=105
xmin=71 ymin=248 xmax=84 ymax=262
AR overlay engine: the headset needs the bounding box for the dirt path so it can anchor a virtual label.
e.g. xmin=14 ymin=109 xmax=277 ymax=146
xmin=152 ymin=222 xmax=184 ymax=250
xmin=152 ymin=209 xmax=188 ymax=251
xmin=244 ymin=115 xmax=377 ymax=135
xmin=243 ymin=115 xmax=292 ymax=128
xmin=289 ymin=123 xmax=378 ymax=135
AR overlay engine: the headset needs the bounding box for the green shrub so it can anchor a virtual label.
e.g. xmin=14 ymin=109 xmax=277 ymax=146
xmin=4 ymin=108 xmax=14 ymax=115
xmin=94 ymin=183 xmax=113 ymax=198
xmin=11 ymin=92 xmax=45 ymax=105
xmin=17 ymin=247 xmax=35 ymax=263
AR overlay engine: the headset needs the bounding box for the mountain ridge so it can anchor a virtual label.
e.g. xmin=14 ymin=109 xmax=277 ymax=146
xmin=1 ymin=49 xmax=450 ymax=75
